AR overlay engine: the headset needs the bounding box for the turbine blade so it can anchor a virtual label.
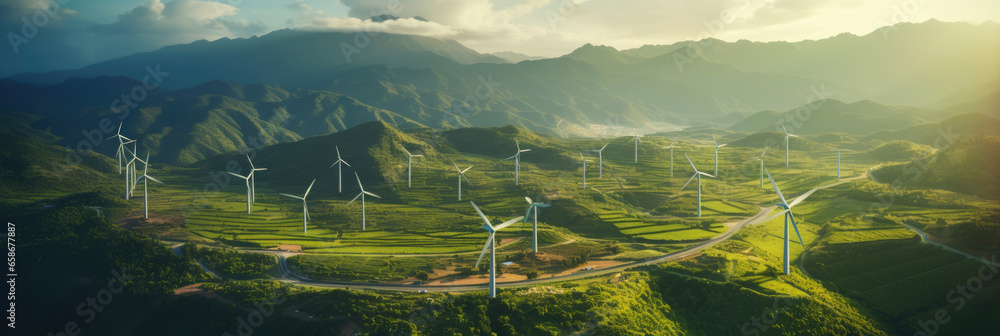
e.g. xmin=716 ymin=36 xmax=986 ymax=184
xmin=788 ymin=188 xmax=819 ymax=208
xmin=336 ymin=145 xmax=342 ymax=159
xmin=363 ymin=191 xmax=381 ymax=199
xmin=503 ymin=154 xmax=518 ymax=161
xmin=401 ymin=146 xmax=411 ymax=156
xmin=475 ymin=234 xmax=494 ymax=268
xmin=765 ymin=169 xmax=789 ymax=206
xmin=355 ymin=172 xmax=363 ymax=190
xmin=788 ymin=212 xmax=805 ymax=246
xmin=601 ymin=142 xmax=609 ymax=151
xmin=227 ymin=172 xmax=248 ymax=179
xmin=144 ymin=175 xmax=164 ymax=184
xmin=699 ymin=172 xmax=716 ymax=178
xmin=680 ymin=173 xmax=697 ymax=190
xmin=719 ymin=144 xmax=727 ymax=148
xmin=781 ymin=123 xmax=789 ymax=135
xmin=524 ymin=197 xmax=533 ymax=204
xmin=759 ymin=209 xmax=789 ymax=224
xmin=342 ymin=159 xmax=351 ymax=167
xmin=279 ymin=193 xmax=303 ymax=200
xmin=494 ymin=216 xmax=525 ymax=231
xmin=470 ymin=201 xmax=493 ymax=228
xmin=761 ymin=147 xmax=768 ymax=157
xmin=246 ymin=153 xmax=255 ymax=170
xmin=461 ymin=166 xmax=473 ymax=174
xmin=304 ymin=179 xmax=316 ymax=198
xmin=685 ymin=154 xmax=698 ymax=172
xmin=670 ymin=138 xmax=678 ymax=147
xmin=348 ymin=192 xmax=362 ymax=205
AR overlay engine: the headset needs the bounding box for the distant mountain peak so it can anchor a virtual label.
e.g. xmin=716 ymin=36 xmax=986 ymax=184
xmin=370 ymin=15 xmax=429 ymax=22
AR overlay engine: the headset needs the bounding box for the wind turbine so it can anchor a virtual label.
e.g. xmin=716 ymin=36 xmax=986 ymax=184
xmin=400 ymin=146 xmax=423 ymax=188
xmin=246 ymin=154 xmax=267 ymax=203
xmin=523 ymin=197 xmax=552 ymax=253
xmin=632 ymin=130 xmax=641 ymax=163
xmin=781 ymin=124 xmax=798 ymax=167
xmin=586 ymin=142 xmax=610 ymax=178
xmin=348 ymin=172 xmax=381 ymax=230
xmin=279 ymin=179 xmax=316 ymax=234
xmin=123 ymin=143 xmax=141 ymax=200
xmin=713 ymin=135 xmax=727 ymax=177
xmin=134 ymin=152 xmax=164 ymax=219
xmin=681 ymin=154 xmax=715 ymax=217
xmin=755 ymin=148 xmax=769 ymax=188
xmin=669 ymin=138 xmax=678 ymax=177
xmin=329 ymin=146 xmax=351 ymax=193
xmin=579 ymin=151 xmax=587 ymax=189
xmin=227 ymin=172 xmax=252 ymax=214
xmin=503 ymin=140 xmax=531 ymax=185
xmin=471 ymin=201 xmax=524 ymax=298
xmin=451 ymin=160 xmax=473 ymax=201
xmin=831 ymin=149 xmax=851 ymax=179
xmin=760 ymin=169 xmax=818 ymax=275
xmin=104 ymin=122 xmax=134 ymax=174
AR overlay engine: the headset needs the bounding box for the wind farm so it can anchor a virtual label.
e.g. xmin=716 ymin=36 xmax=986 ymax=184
xmin=3 ymin=8 xmax=998 ymax=336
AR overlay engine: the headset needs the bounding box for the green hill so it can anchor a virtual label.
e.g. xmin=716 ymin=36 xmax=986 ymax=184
xmin=730 ymin=99 xmax=930 ymax=135
xmin=864 ymin=140 xmax=936 ymax=162
xmin=863 ymin=112 xmax=1000 ymax=146
xmin=0 ymin=130 xmax=117 ymax=196
xmin=872 ymin=136 xmax=1000 ymax=198
xmin=726 ymin=131 xmax=827 ymax=151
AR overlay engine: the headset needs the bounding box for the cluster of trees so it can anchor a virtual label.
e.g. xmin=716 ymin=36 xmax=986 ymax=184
xmin=183 ymin=243 xmax=276 ymax=279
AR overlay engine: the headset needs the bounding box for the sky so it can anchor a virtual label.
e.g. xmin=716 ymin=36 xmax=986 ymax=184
xmin=1 ymin=0 xmax=998 ymax=77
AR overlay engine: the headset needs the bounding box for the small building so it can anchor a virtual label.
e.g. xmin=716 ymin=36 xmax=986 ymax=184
xmin=277 ymin=244 xmax=302 ymax=252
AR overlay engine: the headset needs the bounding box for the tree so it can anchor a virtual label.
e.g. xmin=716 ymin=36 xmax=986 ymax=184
xmin=337 ymin=229 xmax=344 ymax=239
xmin=415 ymin=270 xmax=430 ymax=281
xmin=525 ymin=269 xmax=540 ymax=280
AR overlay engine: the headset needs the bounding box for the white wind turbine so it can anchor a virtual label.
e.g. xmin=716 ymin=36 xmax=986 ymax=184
xmin=713 ymin=135 xmax=727 ymax=177
xmin=246 ymin=154 xmax=267 ymax=202
xmin=669 ymin=138 xmax=678 ymax=177
xmin=400 ymin=145 xmax=423 ymax=188
xmin=227 ymin=171 xmax=252 ymax=214
xmin=329 ymin=146 xmax=351 ymax=193
xmin=502 ymin=140 xmax=531 ymax=185
xmin=471 ymin=201 xmax=524 ymax=298
xmin=760 ymin=169 xmax=818 ymax=275
xmin=831 ymin=149 xmax=852 ymax=179
xmin=104 ymin=122 xmax=134 ymax=174
xmin=348 ymin=172 xmax=381 ymax=230
xmin=579 ymin=151 xmax=588 ymax=189
xmin=451 ymin=160 xmax=473 ymax=201
xmin=781 ymin=123 xmax=798 ymax=167
xmin=134 ymin=152 xmax=164 ymax=219
xmin=632 ymin=130 xmax=641 ymax=163
xmin=523 ymin=197 xmax=552 ymax=253
xmin=681 ymin=154 xmax=715 ymax=217
xmin=279 ymin=179 xmax=316 ymax=234
xmin=586 ymin=142 xmax=610 ymax=178
xmin=124 ymin=143 xmax=142 ymax=200
xmin=754 ymin=148 xmax=769 ymax=188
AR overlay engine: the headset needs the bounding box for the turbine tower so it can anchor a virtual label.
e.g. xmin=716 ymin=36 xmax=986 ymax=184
xmin=632 ymin=130 xmax=641 ymax=163
xmin=227 ymin=172 xmax=252 ymax=214
xmin=451 ymin=161 xmax=473 ymax=201
xmin=471 ymin=201 xmax=524 ymax=298
xmin=713 ymin=135 xmax=727 ymax=177
xmin=246 ymin=154 xmax=267 ymax=203
xmin=586 ymin=143 xmax=610 ymax=178
xmin=669 ymin=138 xmax=678 ymax=177
xmin=781 ymin=124 xmax=798 ymax=167
xmin=348 ymin=172 xmax=381 ymax=230
xmin=400 ymin=146 xmax=423 ymax=188
xmin=329 ymin=146 xmax=351 ymax=193
xmin=279 ymin=179 xmax=316 ymax=234
xmin=831 ymin=149 xmax=851 ymax=179
xmin=134 ymin=152 xmax=164 ymax=219
xmin=503 ymin=140 xmax=531 ymax=185
xmin=579 ymin=151 xmax=587 ymax=189
xmin=680 ymin=154 xmax=715 ymax=217
xmin=755 ymin=148 xmax=769 ymax=188
xmin=523 ymin=197 xmax=552 ymax=253
xmin=761 ymin=169 xmax=818 ymax=274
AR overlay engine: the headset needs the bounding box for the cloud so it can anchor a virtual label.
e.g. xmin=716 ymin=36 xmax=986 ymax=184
xmin=89 ymin=0 xmax=263 ymax=40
